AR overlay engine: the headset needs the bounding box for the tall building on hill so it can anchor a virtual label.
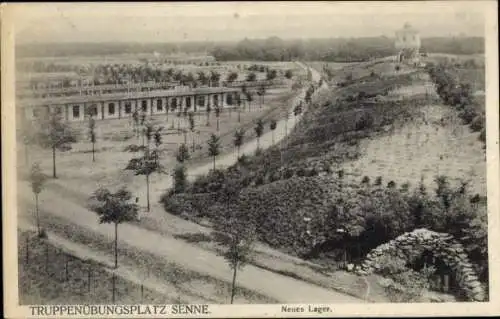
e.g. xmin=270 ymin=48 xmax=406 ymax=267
xmin=395 ymin=22 xmax=421 ymax=64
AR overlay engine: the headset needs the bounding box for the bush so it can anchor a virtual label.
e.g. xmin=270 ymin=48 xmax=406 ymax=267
xmin=400 ymin=183 xmax=410 ymax=193
xmin=123 ymin=144 xmax=146 ymax=152
xmin=355 ymin=113 xmax=374 ymax=131
xmin=173 ymin=165 xmax=188 ymax=194
xmin=470 ymin=114 xmax=485 ymax=132
xmin=361 ymin=176 xmax=370 ymax=185
xmin=283 ymin=168 xmax=295 ymax=179
xmin=254 ymin=175 xmax=265 ymax=186
xmin=387 ymin=181 xmax=396 ymax=189
xmin=296 ymin=167 xmax=306 ymax=177
xmin=458 ymin=105 xmax=478 ymax=124
xmin=479 ymin=128 xmax=486 ymax=143
xmin=374 ymin=176 xmax=383 ymax=186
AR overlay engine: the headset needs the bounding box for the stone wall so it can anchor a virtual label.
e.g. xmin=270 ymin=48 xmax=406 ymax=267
xmin=355 ymin=228 xmax=486 ymax=301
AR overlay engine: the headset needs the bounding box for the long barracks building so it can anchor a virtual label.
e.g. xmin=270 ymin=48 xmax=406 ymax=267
xmin=19 ymin=86 xmax=241 ymax=123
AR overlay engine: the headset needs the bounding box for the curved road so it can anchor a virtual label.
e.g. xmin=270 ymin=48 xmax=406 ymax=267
xmin=18 ymin=63 xmax=363 ymax=303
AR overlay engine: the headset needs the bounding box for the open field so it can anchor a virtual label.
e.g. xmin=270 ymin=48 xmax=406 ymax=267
xmin=341 ymin=103 xmax=486 ymax=195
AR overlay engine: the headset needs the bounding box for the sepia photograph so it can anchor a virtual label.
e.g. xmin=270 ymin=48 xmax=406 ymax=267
xmin=1 ymin=1 xmax=499 ymax=317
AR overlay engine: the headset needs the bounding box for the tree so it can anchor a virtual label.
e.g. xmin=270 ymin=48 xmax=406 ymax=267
xmin=88 ymin=116 xmax=97 ymax=162
xmin=212 ymin=205 xmax=256 ymax=304
xmin=188 ymin=112 xmax=196 ymax=151
xmin=170 ymin=99 xmax=178 ymax=128
xmin=269 ymin=119 xmax=277 ymax=144
xmin=132 ymin=110 xmax=140 ymax=138
xmin=207 ymin=134 xmax=221 ymax=171
xmin=176 ymin=143 xmax=190 ymax=164
xmin=153 ymin=127 xmax=163 ymax=166
xmin=19 ymin=118 xmax=36 ymax=167
xmin=215 ymin=106 xmax=221 ymax=131
xmin=266 ymin=69 xmax=277 ymax=80
xmin=90 ymin=187 xmax=138 ymax=269
xmin=245 ymin=92 xmax=253 ymax=112
xmin=254 ymin=119 xmax=264 ymax=150
xmin=206 ymin=104 xmax=212 ymax=126
xmin=30 ymin=162 xmax=46 ymax=236
xmin=233 ymin=129 xmax=245 ymax=158
xmin=235 ymin=94 xmax=243 ymax=123
xmin=126 ymin=151 xmax=159 ymax=212
xmin=172 ymin=164 xmax=188 ymax=194
xmin=36 ymin=113 xmax=76 ymax=178
xmin=210 ymin=71 xmax=221 ymax=87
xmin=197 ymin=71 xmax=208 ymax=86
xmin=143 ymin=122 xmax=154 ymax=152
xmin=226 ymin=71 xmax=238 ymax=83
xmin=285 ymin=69 xmax=293 ymax=79
xmin=257 ymin=86 xmax=266 ymax=108
xmin=246 ymin=72 xmax=257 ymax=82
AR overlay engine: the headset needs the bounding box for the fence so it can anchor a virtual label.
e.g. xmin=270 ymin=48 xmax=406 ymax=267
xmin=19 ymin=233 xmax=166 ymax=304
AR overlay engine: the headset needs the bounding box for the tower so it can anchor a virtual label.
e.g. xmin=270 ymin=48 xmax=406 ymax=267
xmin=395 ymin=23 xmax=421 ymax=64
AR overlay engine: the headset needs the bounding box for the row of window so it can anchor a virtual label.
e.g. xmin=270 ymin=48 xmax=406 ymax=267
xmin=32 ymin=94 xmax=236 ymax=119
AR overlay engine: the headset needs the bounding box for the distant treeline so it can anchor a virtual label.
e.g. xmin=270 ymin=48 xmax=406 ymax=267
xmin=16 ymin=36 xmax=484 ymax=61
xmin=211 ymin=37 xmax=485 ymax=62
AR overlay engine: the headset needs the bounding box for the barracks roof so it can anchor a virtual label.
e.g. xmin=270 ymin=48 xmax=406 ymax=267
xmin=18 ymin=86 xmax=240 ymax=107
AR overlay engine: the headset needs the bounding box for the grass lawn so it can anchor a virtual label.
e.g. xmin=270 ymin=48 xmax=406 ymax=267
xmin=18 ymin=230 xmax=177 ymax=304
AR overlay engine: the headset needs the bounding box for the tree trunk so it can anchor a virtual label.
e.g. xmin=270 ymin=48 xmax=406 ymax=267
xmin=146 ymin=174 xmax=150 ymax=212
xmin=230 ymin=262 xmax=238 ymax=304
xmin=237 ymin=145 xmax=240 ymax=158
xmin=52 ymin=146 xmax=57 ymax=178
xmin=45 ymin=242 xmax=49 ymax=273
xmin=35 ymin=193 xmax=40 ymax=236
xmin=206 ymin=114 xmax=210 ymax=126
xmin=192 ymin=135 xmax=195 ymax=152
xmin=92 ymin=141 xmax=95 ymax=162
xmin=217 ymin=117 xmax=220 ymax=131
xmin=24 ymin=143 xmax=29 ymax=167
xmin=26 ymin=236 xmax=29 ymax=265
xmin=257 ymin=137 xmax=260 ymax=150
xmin=213 ymin=156 xmax=216 ymax=171
xmin=238 ymin=108 xmax=241 ymax=122
xmin=112 ymin=273 xmax=116 ymax=303
xmin=272 ymin=131 xmax=275 ymax=144
xmin=114 ymin=222 xmax=118 ymax=269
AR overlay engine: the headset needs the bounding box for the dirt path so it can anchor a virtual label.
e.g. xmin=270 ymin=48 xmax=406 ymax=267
xmin=17 ymin=184 xmax=362 ymax=303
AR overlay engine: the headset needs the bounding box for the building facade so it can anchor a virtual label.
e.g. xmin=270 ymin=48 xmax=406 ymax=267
xmin=19 ymin=87 xmax=241 ymax=123
xmin=395 ymin=23 xmax=421 ymax=64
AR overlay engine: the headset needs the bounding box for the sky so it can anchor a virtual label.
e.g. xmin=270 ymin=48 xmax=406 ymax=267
xmin=10 ymin=1 xmax=489 ymax=44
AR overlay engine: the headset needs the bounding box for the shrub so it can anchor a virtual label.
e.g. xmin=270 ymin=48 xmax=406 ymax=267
xmin=283 ymin=168 xmax=295 ymax=179
xmin=479 ymin=128 xmax=486 ymax=143
xmin=387 ymin=181 xmax=396 ymax=189
xmin=337 ymin=169 xmax=345 ymax=179
xmin=470 ymin=114 xmax=485 ymax=132
xmin=254 ymin=175 xmax=265 ymax=186
xmin=355 ymin=113 xmax=374 ymax=131
xmin=38 ymin=228 xmax=48 ymax=239
xmin=361 ymin=176 xmax=370 ymax=185
xmin=400 ymin=183 xmax=410 ymax=193
xmin=173 ymin=165 xmax=188 ymax=194
xmin=123 ymin=144 xmax=146 ymax=152
xmin=296 ymin=167 xmax=307 ymax=177
xmin=374 ymin=176 xmax=383 ymax=186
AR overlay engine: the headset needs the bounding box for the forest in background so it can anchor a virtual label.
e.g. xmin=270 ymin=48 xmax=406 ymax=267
xmin=16 ymin=36 xmax=484 ymax=61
